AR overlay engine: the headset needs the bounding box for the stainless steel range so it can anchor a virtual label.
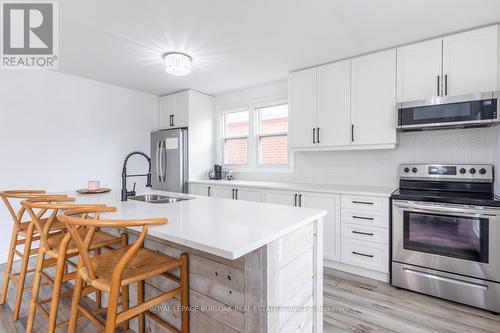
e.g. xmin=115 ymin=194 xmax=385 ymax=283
xmin=391 ymin=164 xmax=500 ymax=313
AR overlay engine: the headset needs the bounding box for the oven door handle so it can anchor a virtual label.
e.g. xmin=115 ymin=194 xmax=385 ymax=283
xmin=393 ymin=201 xmax=500 ymax=217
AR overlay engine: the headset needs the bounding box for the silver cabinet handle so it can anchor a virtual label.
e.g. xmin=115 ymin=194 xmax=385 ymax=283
xmin=352 ymin=251 xmax=374 ymax=258
xmin=317 ymin=127 xmax=320 ymax=144
xmin=207 ymin=186 xmax=211 ymax=197
xmin=294 ymin=194 xmax=298 ymax=207
xmin=312 ymin=128 xmax=316 ymax=144
xmin=352 ymin=230 xmax=374 ymax=236
xmin=235 ymin=189 xmax=239 ymax=200
xmin=232 ymin=189 xmax=235 ymax=199
xmin=299 ymin=194 xmax=303 ymax=207
xmin=351 ymin=125 xmax=354 ymax=142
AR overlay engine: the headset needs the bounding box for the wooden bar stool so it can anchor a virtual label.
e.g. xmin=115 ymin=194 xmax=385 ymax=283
xmin=21 ymin=197 xmax=129 ymax=333
xmin=58 ymin=206 xmax=189 ymax=333
xmin=0 ymin=190 xmax=69 ymax=321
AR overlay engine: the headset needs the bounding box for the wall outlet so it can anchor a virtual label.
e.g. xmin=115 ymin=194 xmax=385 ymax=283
xmin=331 ymin=167 xmax=337 ymax=175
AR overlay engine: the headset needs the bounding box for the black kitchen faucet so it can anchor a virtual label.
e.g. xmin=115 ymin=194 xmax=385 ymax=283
xmin=121 ymin=151 xmax=152 ymax=201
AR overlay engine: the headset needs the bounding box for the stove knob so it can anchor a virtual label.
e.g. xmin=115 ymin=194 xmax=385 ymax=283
xmin=404 ymin=167 xmax=410 ymax=173
xmin=469 ymin=168 xmax=476 ymax=174
xmin=479 ymin=168 xmax=487 ymax=175
xmin=412 ymin=167 xmax=418 ymax=173
xmin=459 ymin=168 xmax=466 ymax=174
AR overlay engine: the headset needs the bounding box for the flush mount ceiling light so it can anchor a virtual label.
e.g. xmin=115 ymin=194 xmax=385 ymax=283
xmin=163 ymin=52 xmax=192 ymax=76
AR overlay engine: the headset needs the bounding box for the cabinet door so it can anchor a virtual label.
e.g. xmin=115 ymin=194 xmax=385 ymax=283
xmin=289 ymin=68 xmax=317 ymax=148
xmin=159 ymin=94 xmax=176 ymax=129
xmin=317 ymin=60 xmax=351 ymax=146
xmin=173 ymin=90 xmax=189 ymax=128
xmin=235 ymin=187 xmax=263 ymax=202
xmin=189 ymin=184 xmax=209 ymax=196
xmin=351 ymin=49 xmax=397 ymax=146
xmin=443 ymin=25 xmax=499 ymax=97
xmin=265 ymin=190 xmax=297 ymax=206
xmin=301 ymin=192 xmax=341 ymax=262
xmin=209 ymin=186 xmax=234 ymax=199
xmin=397 ymin=38 xmax=443 ymax=102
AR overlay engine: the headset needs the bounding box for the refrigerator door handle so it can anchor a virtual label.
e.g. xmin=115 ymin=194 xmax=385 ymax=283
xmin=162 ymin=140 xmax=167 ymax=183
xmin=156 ymin=140 xmax=163 ymax=182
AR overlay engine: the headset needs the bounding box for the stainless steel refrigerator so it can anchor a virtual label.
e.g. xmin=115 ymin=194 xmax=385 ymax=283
xmin=151 ymin=129 xmax=188 ymax=193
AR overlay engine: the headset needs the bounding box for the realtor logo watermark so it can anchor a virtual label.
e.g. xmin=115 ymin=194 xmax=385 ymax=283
xmin=0 ymin=0 xmax=58 ymax=69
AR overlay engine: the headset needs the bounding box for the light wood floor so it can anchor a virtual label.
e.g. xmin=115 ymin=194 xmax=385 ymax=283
xmin=323 ymin=267 xmax=500 ymax=333
xmin=1 ymin=262 xmax=500 ymax=332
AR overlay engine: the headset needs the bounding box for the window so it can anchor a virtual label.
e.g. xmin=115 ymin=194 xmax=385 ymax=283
xmin=219 ymin=101 xmax=290 ymax=171
xmin=257 ymin=104 xmax=288 ymax=165
xmin=222 ymin=110 xmax=249 ymax=165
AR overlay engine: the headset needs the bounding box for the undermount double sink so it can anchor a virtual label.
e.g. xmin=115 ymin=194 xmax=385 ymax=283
xmin=129 ymin=194 xmax=192 ymax=204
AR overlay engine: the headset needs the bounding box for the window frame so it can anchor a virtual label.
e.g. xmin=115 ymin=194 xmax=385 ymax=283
xmin=218 ymin=99 xmax=293 ymax=173
xmin=220 ymin=106 xmax=250 ymax=167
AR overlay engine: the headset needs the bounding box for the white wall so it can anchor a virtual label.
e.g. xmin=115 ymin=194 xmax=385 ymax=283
xmin=215 ymin=80 xmax=498 ymax=189
xmin=0 ymin=70 xmax=159 ymax=262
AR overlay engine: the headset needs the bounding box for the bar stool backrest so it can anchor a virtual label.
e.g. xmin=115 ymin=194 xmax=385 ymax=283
xmin=20 ymin=198 xmax=106 ymax=253
xmin=0 ymin=190 xmax=67 ymax=230
xmin=58 ymin=207 xmax=166 ymax=284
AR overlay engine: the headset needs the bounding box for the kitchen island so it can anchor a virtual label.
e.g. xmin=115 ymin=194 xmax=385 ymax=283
xmin=71 ymin=189 xmax=326 ymax=333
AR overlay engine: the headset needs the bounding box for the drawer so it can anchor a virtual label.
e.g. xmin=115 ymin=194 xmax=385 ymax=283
xmin=341 ymin=238 xmax=389 ymax=273
xmin=341 ymin=195 xmax=388 ymax=211
xmin=341 ymin=224 xmax=388 ymax=244
xmin=341 ymin=209 xmax=388 ymax=228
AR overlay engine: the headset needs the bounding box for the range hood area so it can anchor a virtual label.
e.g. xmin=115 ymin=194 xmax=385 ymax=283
xmin=397 ymin=91 xmax=500 ymax=132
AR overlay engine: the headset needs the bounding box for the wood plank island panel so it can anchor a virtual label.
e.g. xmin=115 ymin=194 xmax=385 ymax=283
xmin=105 ymin=217 xmax=324 ymax=333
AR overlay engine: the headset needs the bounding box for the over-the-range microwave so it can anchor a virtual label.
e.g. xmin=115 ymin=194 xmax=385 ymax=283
xmin=397 ymin=91 xmax=500 ymax=131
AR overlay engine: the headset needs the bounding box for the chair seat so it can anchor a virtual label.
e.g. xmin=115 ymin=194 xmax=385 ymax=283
xmin=18 ymin=218 xmax=66 ymax=236
xmin=79 ymin=246 xmax=181 ymax=292
xmin=46 ymin=230 xmax=122 ymax=257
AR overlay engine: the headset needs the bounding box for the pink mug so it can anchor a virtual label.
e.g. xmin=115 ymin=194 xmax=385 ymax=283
xmin=88 ymin=180 xmax=100 ymax=191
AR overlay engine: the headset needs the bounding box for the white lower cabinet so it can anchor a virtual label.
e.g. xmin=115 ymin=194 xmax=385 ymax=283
xmin=340 ymin=238 xmax=389 ymax=273
xmin=265 ymin=189 xmax=298 ymax=206
xmin=189 ymin=184 xmax=209 ymax=196
xmin=300 ymin=192 xmax=341 ymax=262
xmin=208 ymin=186 xmax=233 ymax=199
xmin=234 ymin=187 xmax=263 ymax=202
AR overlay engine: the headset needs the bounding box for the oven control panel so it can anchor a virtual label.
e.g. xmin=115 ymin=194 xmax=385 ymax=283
xmin=399 ymin=164 xmax=493 ymax=182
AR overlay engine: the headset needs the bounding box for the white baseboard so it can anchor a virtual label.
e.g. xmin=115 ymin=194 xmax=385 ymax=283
xmin=324 ymin=259 xmax=389 ymax=282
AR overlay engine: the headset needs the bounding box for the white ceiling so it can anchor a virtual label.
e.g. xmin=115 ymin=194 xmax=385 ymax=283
xmin=59 ymin=0 xmax=500 ymax=96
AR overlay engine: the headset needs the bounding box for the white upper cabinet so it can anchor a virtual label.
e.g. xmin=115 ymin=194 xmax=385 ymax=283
xmin=397 ymin=38 xmax=443 ymax=102
xmin=397 ymin=25 xmax=499 ymax=102
xmin=160 ymin=90 xmax=189 ymax=129
xmin=289 ymin=68 xmax=317 ymax=148
xmin=351 ymin=49 xmax=397 ymax=146
xmin=317 ymin=60 xmax=351 ymax=146
xmin=443 ymin=25 xmax=499 ymax=97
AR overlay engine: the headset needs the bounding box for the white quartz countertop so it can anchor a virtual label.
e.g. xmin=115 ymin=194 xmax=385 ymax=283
xmin=63 ymin=189 xmax=326 ymax=260
xmin=189 ymin=179 xmax=395 ymax=197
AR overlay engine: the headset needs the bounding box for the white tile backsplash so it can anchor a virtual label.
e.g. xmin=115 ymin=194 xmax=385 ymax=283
xmin=235 ymin=127 xmax=497 ymax=188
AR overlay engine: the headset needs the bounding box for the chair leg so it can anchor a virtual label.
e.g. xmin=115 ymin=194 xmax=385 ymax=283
xmin=47 ymin=253 xmax=67 ymax=333
xmin=12 ymin=229 xmax=34 ymax=321
xmin=94 ymin=248 xmax=102 ymax=308
xmin=121 ymin=284 xmax=130 ymax=330
xmin=104 ymin=284 xmax=121 ymax=333
xmin=0 ymin=228 xmax=18 ymax=304
xmin=25 ymin=248 xmax=45 ymax=333
xmin=180 ymin=253 xmax=189 ymax=333
xmin=137 ymin=280 xmax=145 ymax=333
xmin=68 ymin=274 xmax=84 ymax=333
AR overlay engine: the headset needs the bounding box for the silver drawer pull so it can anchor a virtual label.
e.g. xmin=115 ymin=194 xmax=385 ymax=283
xmin=403 ymin=268 xmax=488 ymax=291
xmin=352 ymin=201 xmax=374 ymax=205
xmin=352 ymin=231 xmax=374 ymax=236
xmin=352 ymin=215 xmax=374 ymax=221
xmin=352 ymin=251 xmax=374 ymax=258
